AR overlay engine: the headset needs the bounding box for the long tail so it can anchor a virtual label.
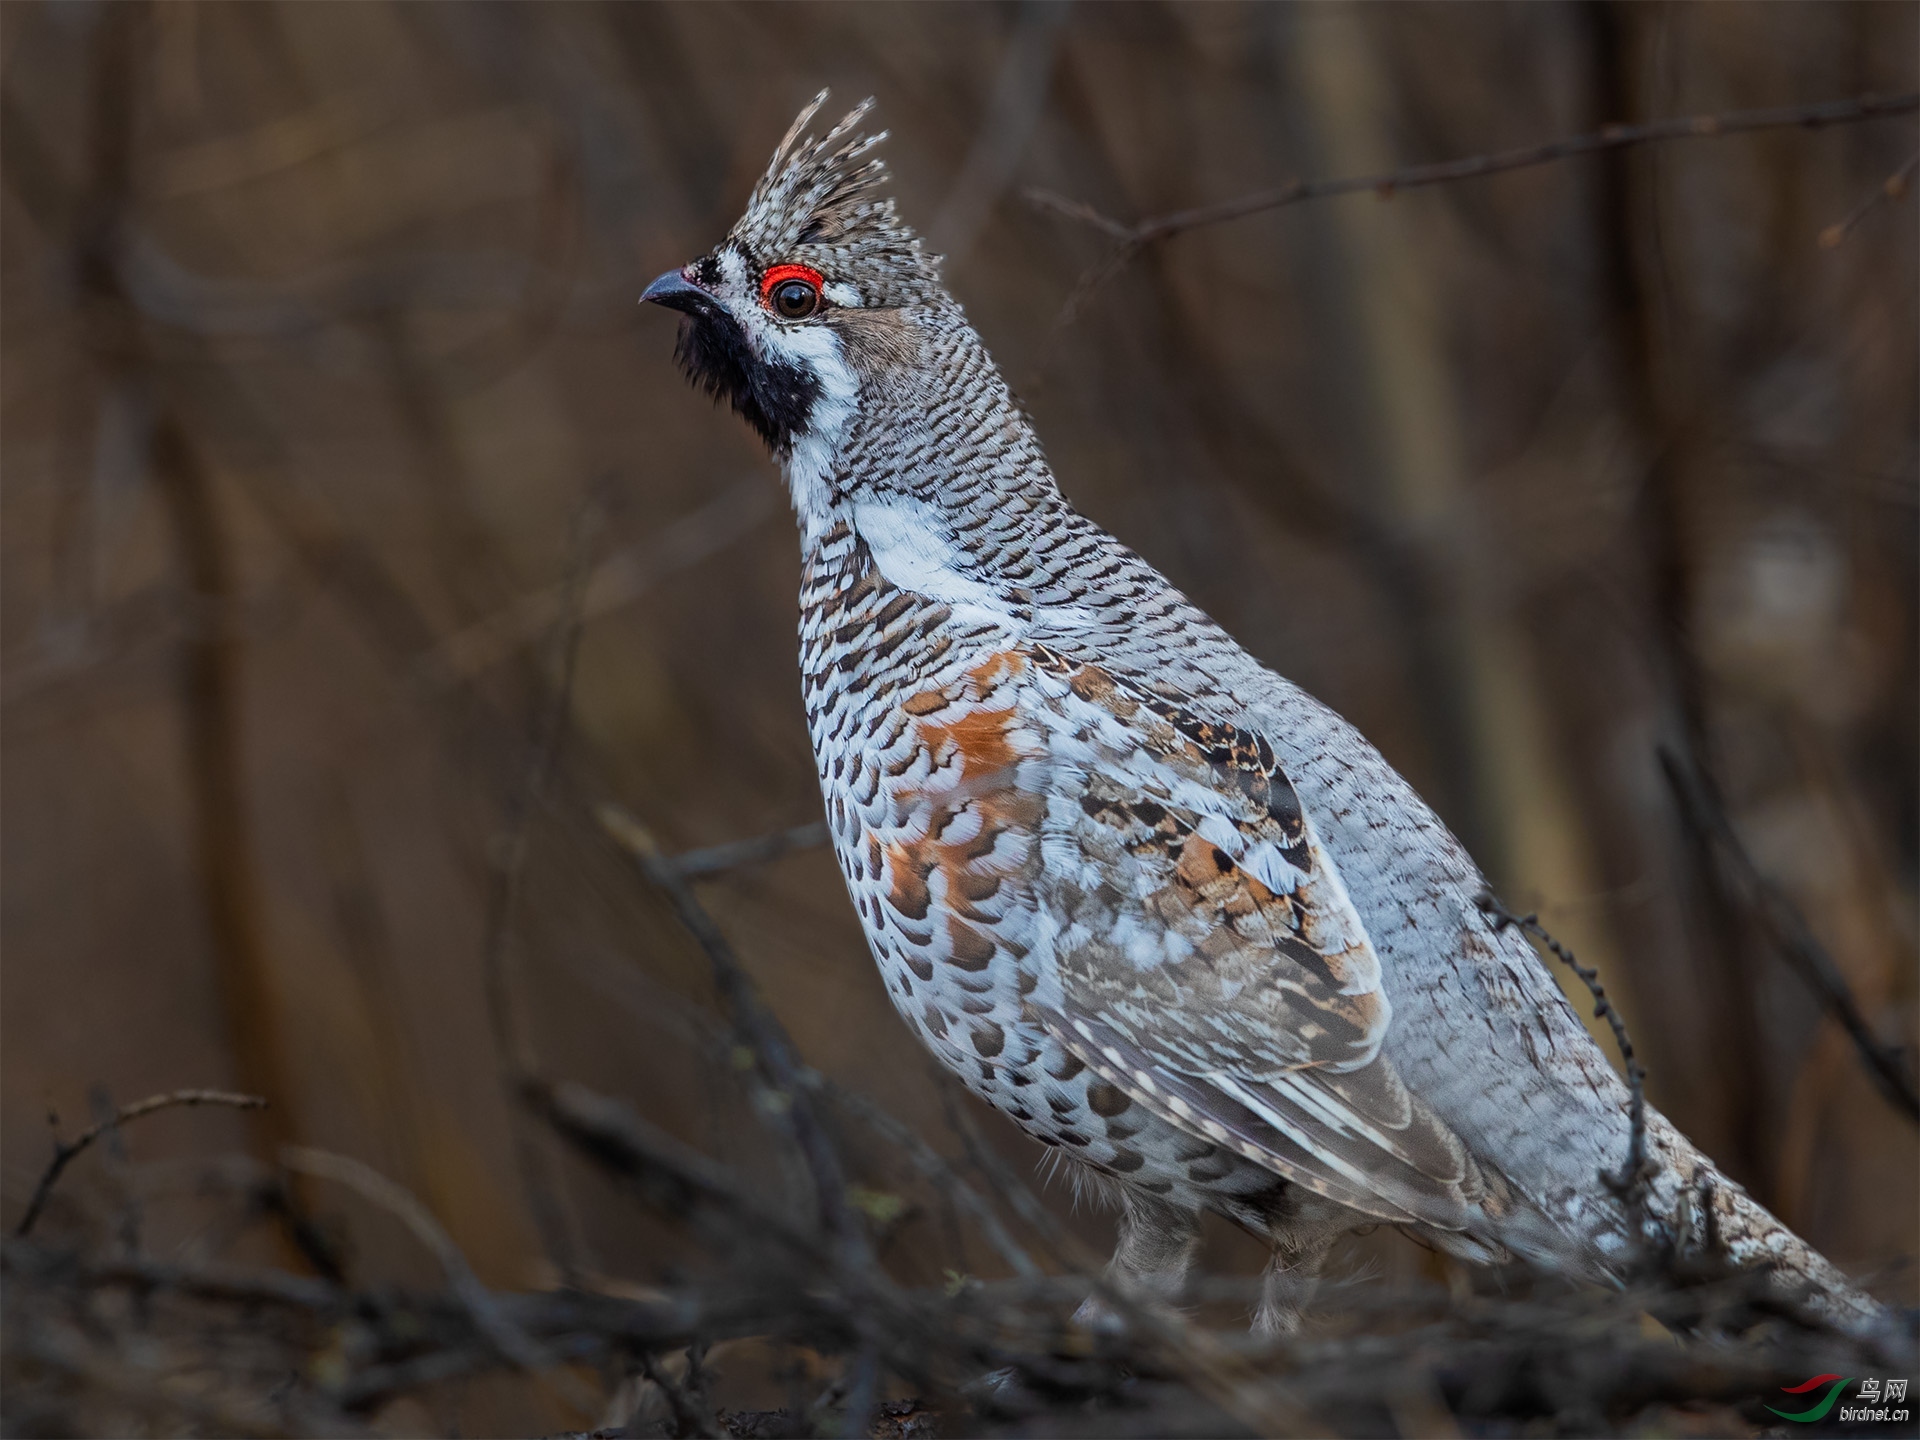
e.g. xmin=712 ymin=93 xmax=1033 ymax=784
xmin=1626 ymin=1110 xmax=1885 ymax=1330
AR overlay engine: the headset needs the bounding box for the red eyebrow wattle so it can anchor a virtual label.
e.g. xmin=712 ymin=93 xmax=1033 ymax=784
xmin=760 ymin=263 xmax=824 ymax=301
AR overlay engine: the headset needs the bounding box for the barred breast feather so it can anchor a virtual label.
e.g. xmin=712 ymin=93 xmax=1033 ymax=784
xmin=802 ymin=523 xmax=1520 ymax=1243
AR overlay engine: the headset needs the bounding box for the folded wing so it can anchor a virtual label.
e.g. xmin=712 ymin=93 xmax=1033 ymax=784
xmin=1024 ymin=645 xmax=1510 ymax=1232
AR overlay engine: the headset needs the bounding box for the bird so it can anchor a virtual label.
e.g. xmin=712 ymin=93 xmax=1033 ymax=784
xmin=640 ymin=92 xmax=1882 ymax=1335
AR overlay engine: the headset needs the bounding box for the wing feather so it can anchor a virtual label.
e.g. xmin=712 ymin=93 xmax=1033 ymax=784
xmin=1024 ymin=645 xmax=1500 ymax=1231
xmin=1039 ymin=1005 xmax=1418 ymax=1221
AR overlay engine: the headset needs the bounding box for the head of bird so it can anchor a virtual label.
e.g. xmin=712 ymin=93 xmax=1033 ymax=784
xmin=641 ymin=94 xmax=956 ymax=482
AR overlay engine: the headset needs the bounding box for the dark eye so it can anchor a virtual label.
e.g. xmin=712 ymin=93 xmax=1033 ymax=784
xmin=771 ymin=277 xmax=820 ymax=320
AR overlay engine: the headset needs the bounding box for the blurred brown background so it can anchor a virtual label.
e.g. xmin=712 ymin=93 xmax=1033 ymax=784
xmin=3 ymin=0 xmax=1915 ymax=1428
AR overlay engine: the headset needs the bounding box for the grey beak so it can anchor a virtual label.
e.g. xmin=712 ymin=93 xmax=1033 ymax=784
xmin=641 ymin=267 xmax=717 ymax=315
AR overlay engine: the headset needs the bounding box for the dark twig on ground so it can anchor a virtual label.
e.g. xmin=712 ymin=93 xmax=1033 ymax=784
xmin=6 ymin=1066 xmax=1910 ymax=1435
xmin=1028 ymin=91 xmax=1920 ymax=326
xmin=521 ymin=1077 xmax=826 ymax=1264
xmin=641 ymin=1351 xmax=723 ymax=1440
xmin=10 ymin=1204 xmax=1904 ymax=1439
xmin=1660 ymin=747 xmax=1920 ymax=1123
xmin=279 ymin=1147 xmax=546 ymax=1374
xmin=279 ymin=1144 xmax=601 ymax=1420
xmin=14 ymin=1089 xmax=266 ymax=1239
xmin=1476 ymin=894 xmax=1649 ymax=1203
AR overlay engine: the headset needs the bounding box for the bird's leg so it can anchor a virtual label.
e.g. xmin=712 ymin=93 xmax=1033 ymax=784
xmin=1071 ymin=1190 xmax=1203 ymax=1333
xmin=1251 ymin=1240 xmax=1334 ymax=1337
xmin=970 ymin=1192 xmax=1200 ymax=1411
xmin=1251 ymin=1192 xmax=1347 ymax=1337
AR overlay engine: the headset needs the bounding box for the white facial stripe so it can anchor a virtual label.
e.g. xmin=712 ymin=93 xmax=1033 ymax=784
xmin=760 ymin=322 xmax=859 ymax=540
xmin=707 ymin=244 xmax=865 ymax=539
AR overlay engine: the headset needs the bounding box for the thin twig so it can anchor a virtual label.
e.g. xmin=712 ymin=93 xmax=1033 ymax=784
xmin=1659 ymin=747 xmax=1920 ymax=1123
xmin=279 ymin=1145 xmax=599 ymax=1419
xmin=810 ymin=1077 xmax=1040 ymax=1283
xmin=542 ymin=937 xmax=1041 ymax=1281
xmin=665 ymin=820 xmax=832 ymax=881
xmin=640 ymin=1352 xmax=722 ymax=1440
xmin=835 ymin=1339 xmax=880 ymax=1440
xmin=6 ymin=1244 xmax=347 ymax=1313
xmin=415 ymin=479 xmax=776 ymax=687
xmin=594 ymin=803 xmax=868 ymax=1267
xmin=88 ymin=1087 xmax=142 ymax=1260
xmin=1476 ymin=893 xmax=1649 ymax=1203
xmin=1028 ymin=90 xmax=1920 ymax=324
xmin=1818 ymin=149 xmax=1919 ymax=248
xmin=519 ymin=1077 xmax=823 ymax=1262
xmin=479 ymin=485 xmax=604 ymax=1279
xmin=15 ymin=1089 xmax=266 ymax=1239
xmin=599 ymin=802 xmax=902 ymax=1423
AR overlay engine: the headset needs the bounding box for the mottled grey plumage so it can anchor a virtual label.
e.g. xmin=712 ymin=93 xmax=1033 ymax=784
xmin=645 ymin=93 xmax=1883 ymax=1334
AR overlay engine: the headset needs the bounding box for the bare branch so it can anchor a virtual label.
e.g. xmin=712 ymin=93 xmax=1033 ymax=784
xmin=1660 ymin=748 xmax=1920 ymax=1123
xmin=808 ymin=1077 xmax=1040 ymax=1284
xmin=542 ymin=937 xmax=1041 ymax=1281
xmin=279 ymin=1145 xmax=599 ymax=1419
xmin=14 ymin=1089 xmax=266 ymax=1239
xmin=415 ymin=480 xmax=777 ymax=686
xmin=596 ymin=803 xmax=870 ymax=1269
xmin=597 ymin=803 xmax=897 ymax=1425
xmin=11 ymin=1247 xmax=347 ymax=1314
xmin=479 ymin=485 xmax=604 ymax=1278
xmin=519 ymin=1077 xmax=823 ymax=1263
xmin=1819 ymin=150 xmax=1919 ymax=249
xmin=1029 ymin=91 xmax=1920 ymax=323
xmin=640 ymin=1351 xmax=723 ymax=1440
xmin=665 ymin=820 xmax=832 ymax=881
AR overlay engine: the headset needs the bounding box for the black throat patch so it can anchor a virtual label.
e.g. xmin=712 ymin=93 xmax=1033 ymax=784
xmin=672 ymin=308 xmax=822 ymax=456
